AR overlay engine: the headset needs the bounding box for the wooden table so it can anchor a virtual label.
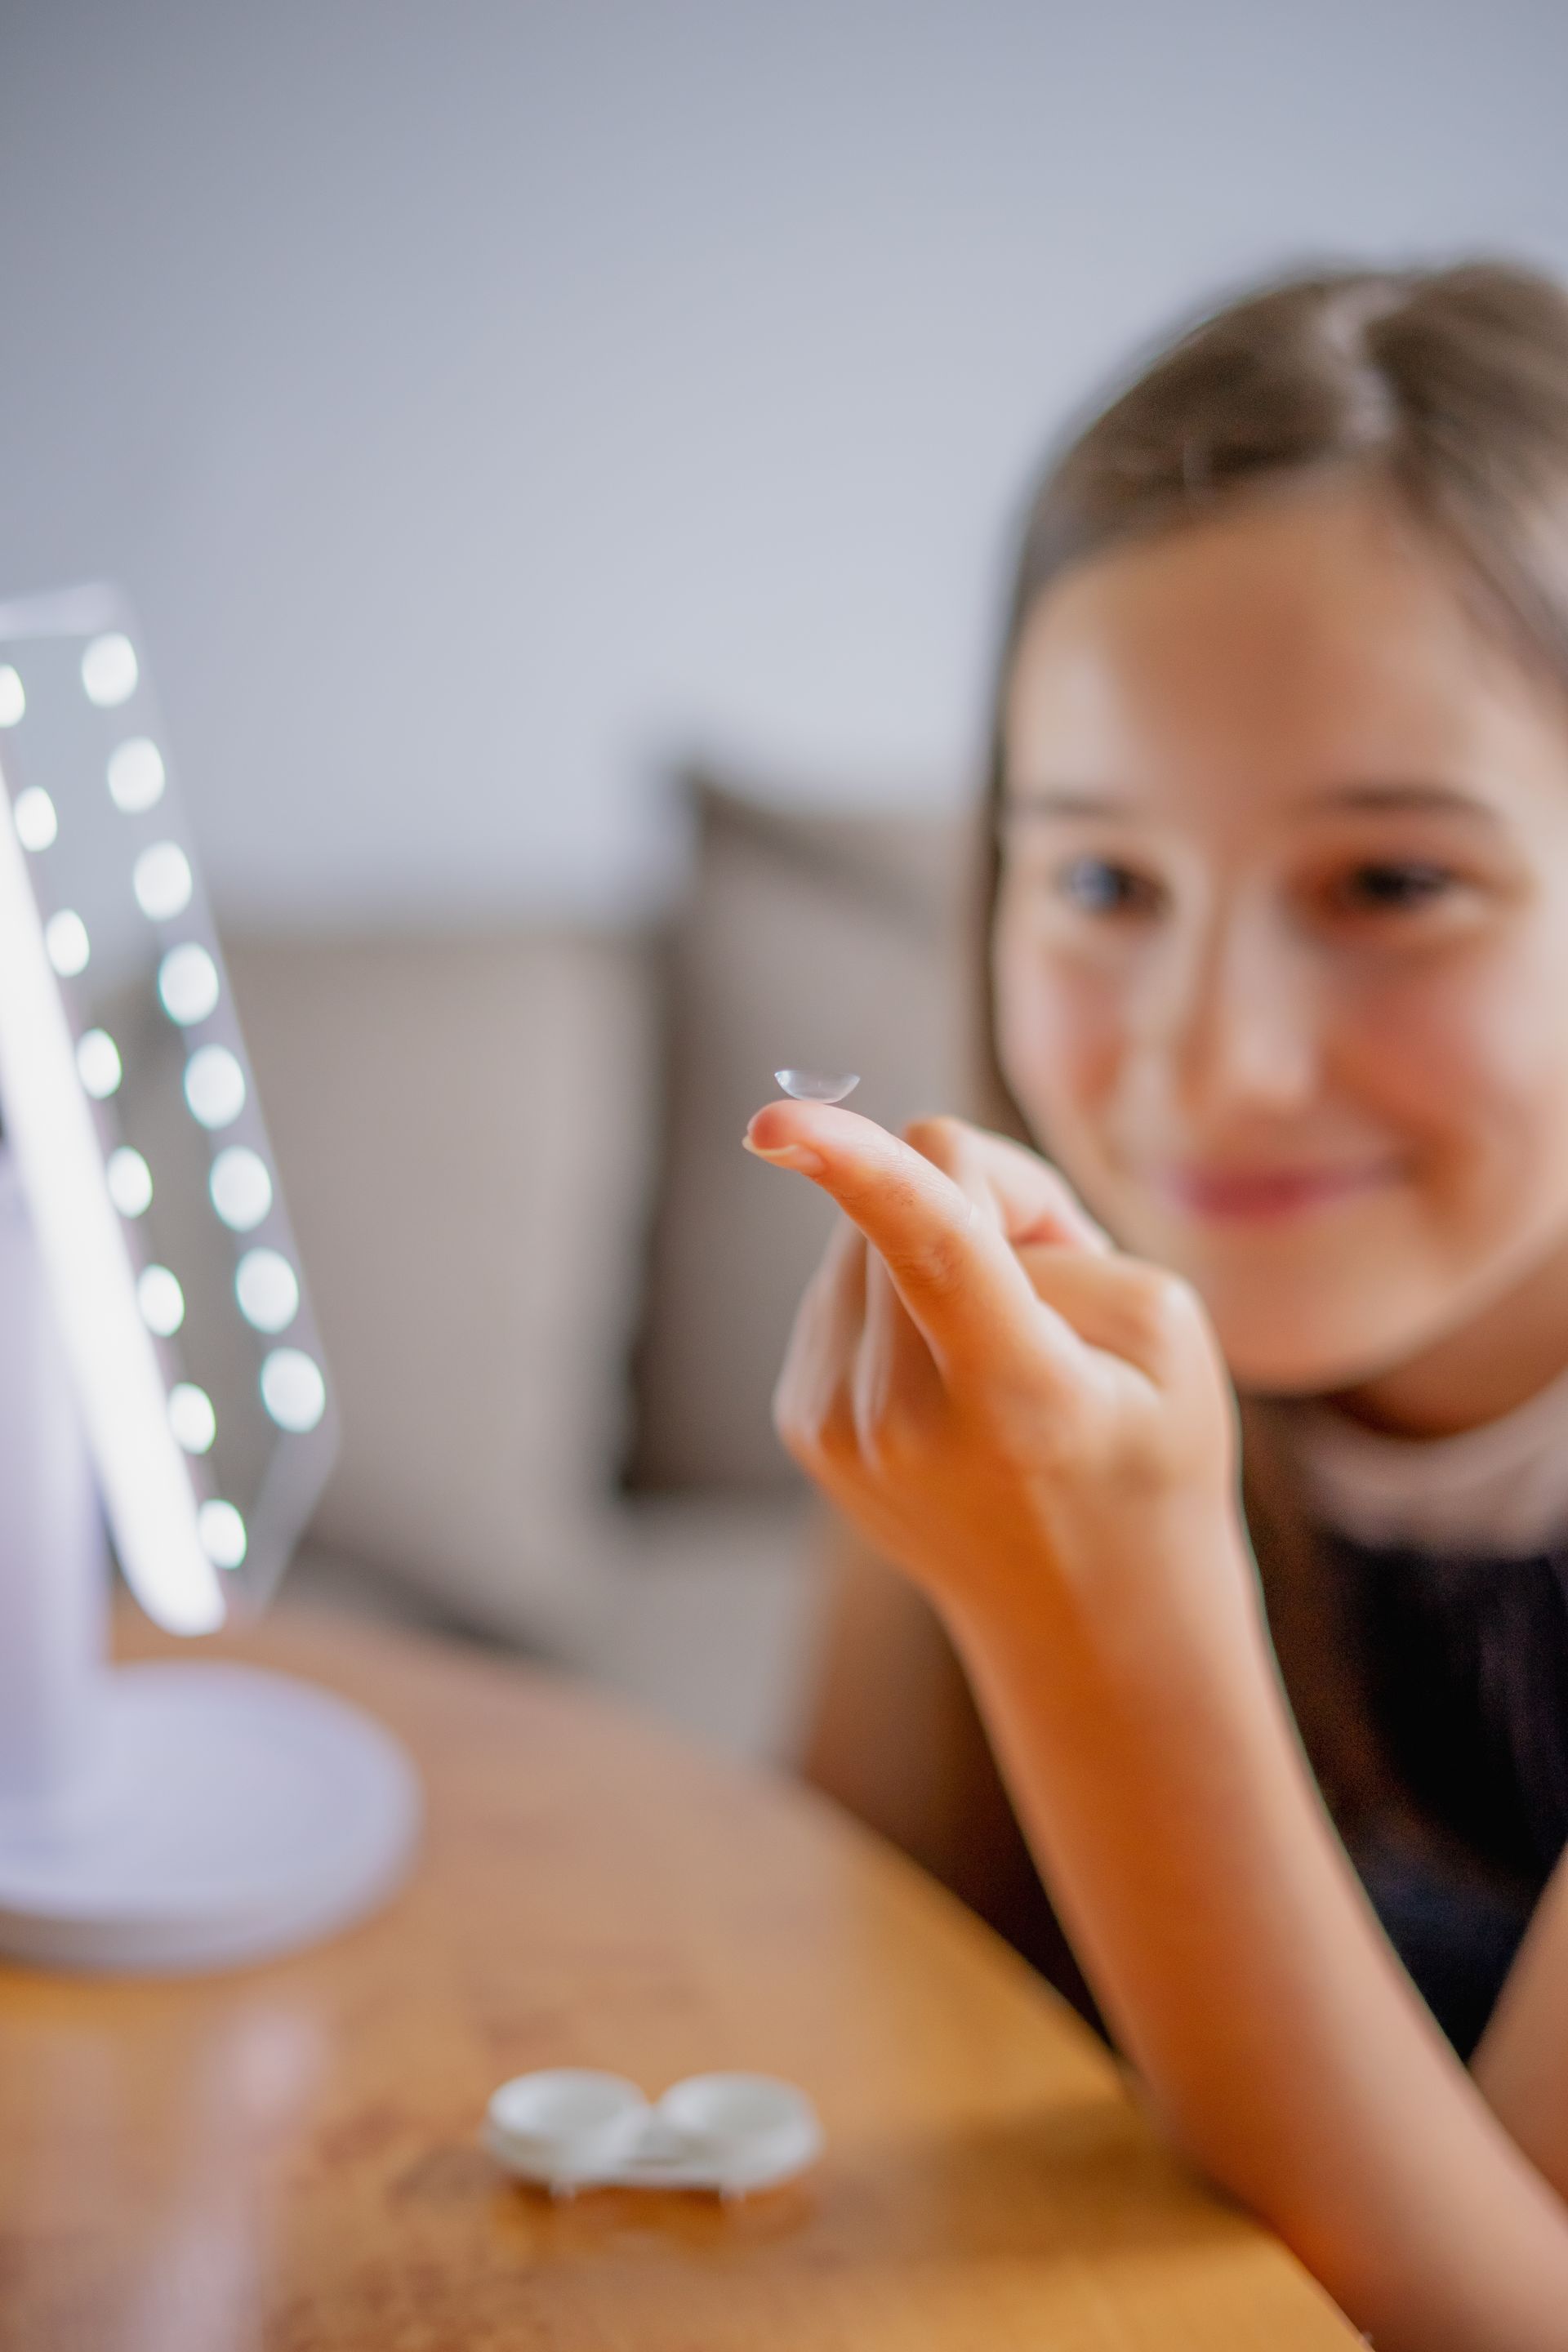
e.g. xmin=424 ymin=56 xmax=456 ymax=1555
xmin=0 ymin=1606 xmax=1356 ymax=2350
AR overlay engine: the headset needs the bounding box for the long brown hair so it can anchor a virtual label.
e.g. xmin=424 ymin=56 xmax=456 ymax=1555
xmin=973 ymin=260 xmax=1568 ymax=1829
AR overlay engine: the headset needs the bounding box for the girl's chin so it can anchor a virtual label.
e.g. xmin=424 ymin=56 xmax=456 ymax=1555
xmin=1173 ymin=1242 xmax=1454 ymax=1396
xmin=1094 ymin=1170 xmax=1468 ymax=1389
xmin=1209 ymin=1302 xmax=1449 ymax=1398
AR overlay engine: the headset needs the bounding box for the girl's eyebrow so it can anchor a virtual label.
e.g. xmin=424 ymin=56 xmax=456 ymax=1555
xmin=1003 ymin=786 xmax=1142 ymax=820
xmin=1004 ymin=780 xmax=1507 ymax=823
xmin=1303 ymin=779 xmax=1503 ymax=823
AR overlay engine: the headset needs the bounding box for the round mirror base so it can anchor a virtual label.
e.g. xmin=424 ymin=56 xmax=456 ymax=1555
xmin=0 ymin=1660 xmax=420 ymax=1972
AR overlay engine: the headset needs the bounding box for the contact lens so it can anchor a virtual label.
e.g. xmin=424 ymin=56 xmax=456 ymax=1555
xmin=774 ymin=1069 xmax=860 ymax=1104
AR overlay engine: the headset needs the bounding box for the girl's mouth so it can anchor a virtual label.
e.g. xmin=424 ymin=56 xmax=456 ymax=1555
xmin=1156 ymin=1160 xmax=1401 ymax=1222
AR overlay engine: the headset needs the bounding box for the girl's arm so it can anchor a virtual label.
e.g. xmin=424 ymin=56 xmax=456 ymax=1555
xmin=948 ymin=1530 xmax=1568 ymax=2352
xmin=1474 ymin=1850 xmax=1568 ymax=2192
xmin=751 ymin=1100 xmax=1568 ymax=2352
xmin=807 ymin=1485 xmax=1568 ymax=2228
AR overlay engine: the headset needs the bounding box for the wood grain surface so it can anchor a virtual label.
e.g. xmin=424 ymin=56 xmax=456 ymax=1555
xmin=0 ymin=1602 xmax=1357 ymax=2350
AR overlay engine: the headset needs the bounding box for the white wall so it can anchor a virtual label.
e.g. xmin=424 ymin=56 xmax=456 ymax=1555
xmin=2 ymin=0 xmax=1566 ymax=923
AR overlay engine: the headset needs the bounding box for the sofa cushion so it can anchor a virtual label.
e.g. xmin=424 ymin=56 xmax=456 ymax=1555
xmin=225 ymin=929 xmax=660 ymax=1612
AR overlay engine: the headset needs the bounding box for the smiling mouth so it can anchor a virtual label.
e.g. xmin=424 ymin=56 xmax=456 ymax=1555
xmin=1156 ymin=1161 xmax=1401 ymax=1221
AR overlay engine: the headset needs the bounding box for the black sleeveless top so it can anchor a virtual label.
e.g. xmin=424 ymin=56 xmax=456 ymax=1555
xmin=1327 ymin=1531 xmax=1568 ymax=2057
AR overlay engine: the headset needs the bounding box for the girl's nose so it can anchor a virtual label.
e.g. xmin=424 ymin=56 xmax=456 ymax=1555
xmin=1152 ymin=899 xmax=1321 ymax=1122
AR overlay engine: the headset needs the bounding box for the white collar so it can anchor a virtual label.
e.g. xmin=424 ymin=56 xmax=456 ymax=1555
xmin=1293 ymin=1356 xmax=1568 ymax=1557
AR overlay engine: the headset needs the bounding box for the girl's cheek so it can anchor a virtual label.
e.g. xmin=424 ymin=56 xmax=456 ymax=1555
xmin=993 ymin=945 xmax=1126 ymax=1172
xmin=1339 ymin=937 xmax=1568 ymax=1207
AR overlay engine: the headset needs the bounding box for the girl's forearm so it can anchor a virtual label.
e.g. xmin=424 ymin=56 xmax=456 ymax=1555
xmin=1473 ymin=1854 xmax=1568 ymax=2196
xmin=943 ymin=1539 xmax=1568 ymax=2352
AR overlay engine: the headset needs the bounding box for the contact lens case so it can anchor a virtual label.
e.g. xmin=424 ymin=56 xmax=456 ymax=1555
xmin=484 ymin=2067 xmax=824 ymax=2198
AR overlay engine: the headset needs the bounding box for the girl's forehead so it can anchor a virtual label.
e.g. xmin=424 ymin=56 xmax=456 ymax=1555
xmin=1004 ymin=480 xmax=1568 ymax=824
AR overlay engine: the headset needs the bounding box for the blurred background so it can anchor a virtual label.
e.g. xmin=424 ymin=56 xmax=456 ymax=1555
xmin=4 ymin=0 xmax=1566 ymax=1758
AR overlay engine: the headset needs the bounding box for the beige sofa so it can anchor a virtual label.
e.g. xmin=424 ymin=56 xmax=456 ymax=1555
xmin=225 ymin=778 xmax=970 ymax=1760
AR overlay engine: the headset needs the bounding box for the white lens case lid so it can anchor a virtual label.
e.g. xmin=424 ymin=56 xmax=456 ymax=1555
xmin=486 ymin=2068 xmax=823 ymax=2197
xmin=486 ymin=2069 xmax=648 ymax=2179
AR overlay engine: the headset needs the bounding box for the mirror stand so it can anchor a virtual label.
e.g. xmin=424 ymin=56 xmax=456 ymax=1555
xmin=0 ymin=1150 xmax=421 ymax=1971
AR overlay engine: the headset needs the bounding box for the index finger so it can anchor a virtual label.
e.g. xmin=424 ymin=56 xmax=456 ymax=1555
xmin=744 ymin=1099 xmax=1078 ymax=1383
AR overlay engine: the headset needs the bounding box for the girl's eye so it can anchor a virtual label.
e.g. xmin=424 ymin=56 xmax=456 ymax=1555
xmin=1332 ymin=861 xmax=1459 ymax=913
xmin=1055 ymin=855 xmax=1163 ymax=917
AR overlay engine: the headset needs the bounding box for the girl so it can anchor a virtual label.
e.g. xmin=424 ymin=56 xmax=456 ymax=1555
xmin=745 ymin=263 xmax=1568 ymax=2350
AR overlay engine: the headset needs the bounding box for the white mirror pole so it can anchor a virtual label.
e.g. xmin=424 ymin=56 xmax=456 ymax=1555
xmin=0 ymin=1148 xmax=109 ymax=1843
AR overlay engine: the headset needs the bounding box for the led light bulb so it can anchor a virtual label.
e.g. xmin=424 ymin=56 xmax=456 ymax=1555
xmin=45 ymin=911 xmax=90 ymax=978
xmin=168 ymin=1382 xmax=216 ymax=1454
xmin=198 ymin=1499 xmax=247 ymax=1570
xmin=106 ymin=1145 xmax=154 ymax=1217
xmin=133 ymin=842 xmax=194 ymax=921
xmin=107 ymin=737 xmax=166 ymax=813
xmin=82 ymin=633 xmax=139 ymax=708
xmin=12 ymin=786 xmax=56 ymax=849
xmin=137 ymin=1263 xmax=185 ymax=1337
xmin=0 ymin=666 xmax=24 ymax=727
xmin=183 ymin=1043 xmax=246 ymax=1129
xmin=76 ymin=1027 xmax=122 ymax=1099
xmin=773 ymin=1069 xmax=859 ymax=1104
xmin=235 ymin=1246 xmax=299 ymax=1333
xmin=261 ymin=1348 xmax=327 ymax=1433
xmin=158 ymin=942 xmax=220 ymax=1025
xmin=210 ymin=1145 xmax=272 ymax=1232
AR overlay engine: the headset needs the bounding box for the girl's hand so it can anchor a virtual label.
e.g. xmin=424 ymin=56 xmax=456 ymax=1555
xmin=748 ymin=1102 xmax=1254 ymax=1643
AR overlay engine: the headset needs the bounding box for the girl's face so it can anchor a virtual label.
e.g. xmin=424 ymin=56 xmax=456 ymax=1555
xmin=994 ymin=476 xmax=1568 ymax=1401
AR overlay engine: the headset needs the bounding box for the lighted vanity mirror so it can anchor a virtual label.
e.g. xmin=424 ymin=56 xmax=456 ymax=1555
xmin=0 ymin=586 xmax=334 ymax=1627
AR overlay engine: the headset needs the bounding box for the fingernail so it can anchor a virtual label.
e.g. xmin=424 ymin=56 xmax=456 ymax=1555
xmin=742 ymin=1135 xmax=826 ymax=1176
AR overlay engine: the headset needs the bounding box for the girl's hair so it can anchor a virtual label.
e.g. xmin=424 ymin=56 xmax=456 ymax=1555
xmin=975 ymin=260 xmax=1568 ymax=1829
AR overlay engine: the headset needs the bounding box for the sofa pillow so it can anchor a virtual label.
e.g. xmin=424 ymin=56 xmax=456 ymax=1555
xmin=625 ymin=771 xmax=973 ymax=1493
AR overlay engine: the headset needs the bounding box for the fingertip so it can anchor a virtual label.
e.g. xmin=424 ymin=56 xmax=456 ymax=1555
xmin=742 ymin=1132 xmax=827 ymax=1176
xmin=745 ymin=1099 xmax=813 ymax=1154
xmin=746 ymin=1098 xmax=884 ymax=1158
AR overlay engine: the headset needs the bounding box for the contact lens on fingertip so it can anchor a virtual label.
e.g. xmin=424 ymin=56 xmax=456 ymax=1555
xmin=775 ymin=1069 xmax=859 ymax=1104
